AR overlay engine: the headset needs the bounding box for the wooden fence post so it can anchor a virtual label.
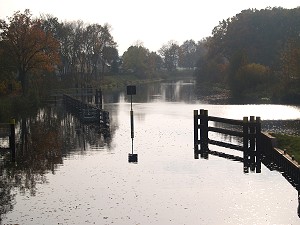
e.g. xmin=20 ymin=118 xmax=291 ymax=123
xmin=194 ymin=110 xmax=199 ymax=159
xmin=249 ymin=116 xmax=256 ymax=171
xmin=256 ymin=117 xmax=262 ymax=173
xmin=243 ymin=117 xmax=249 ymax=173
xmin=200 ymin=110 xmax=208 ymax=159
xmin=95 ymin=89 xmax=103 ymax=109
xmin=9 ymin=118 xmax=16 ymax=162
xmin=199 ymin=109 xmax=204 ymax=156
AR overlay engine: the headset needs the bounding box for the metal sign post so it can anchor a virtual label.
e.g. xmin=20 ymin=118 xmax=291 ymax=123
xmin=127 ymin=85 xmax=138 ymax=163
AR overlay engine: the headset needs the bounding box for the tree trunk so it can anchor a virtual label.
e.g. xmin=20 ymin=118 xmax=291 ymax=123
xmin=19 ymin=69 xmax=29 ymax=96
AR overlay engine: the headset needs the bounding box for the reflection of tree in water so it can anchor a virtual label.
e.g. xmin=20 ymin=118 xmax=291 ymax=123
xmin=0 ymin=107 xmax=63 ymax=221
xmin=61 ymin=111 xmax=112 ymax=154
xmin=0 ymin=159 xmax=16 ymax=222
xmin=0 ymin=104 xmax=112 ymax=220
xmin=1 ymin=105 xmax=65 ymax=218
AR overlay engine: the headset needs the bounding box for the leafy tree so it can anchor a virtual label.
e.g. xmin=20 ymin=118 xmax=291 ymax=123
xmin=122 ymin=45 xmax=149 ymax=76
xmin=122 ymin=45 xmax=162 ymax=78
xmin=227 ymin=49 xmax=248 ymax=94
xmin=84 ymin=23 xmax=116 ymax=79
xmin=280 ymin=39 xmax=300 ymax=84
xmin=0 ymin=9 xmax=60 ymax=95
xmin=179 ymin=40 xmax=198 ymax=68
xmin=276 ymin=38 xmax=300 ymax=102
xmin=235 ymin=63 xmax=270 ymax=95
xmin=102 ymin=46 xmax=119 ymax=74
xmin=209 ymin=7 xmax=300 ymax=67
xmin=194 ymin=38 xmax=225 ymax=83
xmin=159 ymin=41 xmax=180 ymax=71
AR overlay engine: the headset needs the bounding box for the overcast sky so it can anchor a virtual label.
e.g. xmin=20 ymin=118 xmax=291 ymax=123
xmin=0 ymin=0 xmax=299 ymax=54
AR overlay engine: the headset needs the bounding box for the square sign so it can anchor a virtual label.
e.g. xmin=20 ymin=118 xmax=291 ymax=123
xmin=127 ymin=85 xmax=136 ymax=95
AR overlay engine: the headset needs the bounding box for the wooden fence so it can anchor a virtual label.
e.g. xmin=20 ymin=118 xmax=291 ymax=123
xmin=194 ymin=109 xmax=261 ymax=173
xmin=193 ymin=109 xmax=299 ymax=187
xmin=63 ymin=94 xmax=109 ymax=127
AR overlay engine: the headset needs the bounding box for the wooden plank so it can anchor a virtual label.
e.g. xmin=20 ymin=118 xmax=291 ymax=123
xmin=208 ymin=139 xmax=244 ymax=151
xmin=208 ymin=150 xmax=244 ymax=162
xmin=208 ymin=127 xmax=244 ymax=137
xmin=208 ymin=116 xmax=244 ymax=126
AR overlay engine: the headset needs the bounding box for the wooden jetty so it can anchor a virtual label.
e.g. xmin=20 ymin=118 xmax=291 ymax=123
xmin=63 ymin=94 xmax=109 ymax=127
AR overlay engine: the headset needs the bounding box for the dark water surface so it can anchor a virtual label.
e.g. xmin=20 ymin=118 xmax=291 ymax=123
xmin=1 ymin=79 xmax=300 ymax=224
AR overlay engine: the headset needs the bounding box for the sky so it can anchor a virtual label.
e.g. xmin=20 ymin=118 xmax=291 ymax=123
xmin=0 ymin=0 xmax=299 ymax=54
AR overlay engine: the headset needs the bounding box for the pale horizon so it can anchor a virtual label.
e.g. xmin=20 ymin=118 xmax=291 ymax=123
xmin=0 ymin=0 xmax=299 ymax=54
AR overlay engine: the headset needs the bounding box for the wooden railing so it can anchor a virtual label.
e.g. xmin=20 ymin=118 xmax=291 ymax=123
xmin=193 ymin=109 xmax=299 ymax=188
xmin=63 ymin=94 xmax=109 ymax=127
xmin=193 ymin=109 xmax=261 ymax=173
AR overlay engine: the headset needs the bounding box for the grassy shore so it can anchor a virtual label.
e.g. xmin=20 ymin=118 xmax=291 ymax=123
xmin=271 ymin=133 xmax=300 ymax=164
xmin=92 ymin=71 xmax=194 ymax=90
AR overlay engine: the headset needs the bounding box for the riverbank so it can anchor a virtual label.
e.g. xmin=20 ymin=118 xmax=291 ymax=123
xmin=92 ymin=71 xmax=194 ymax=90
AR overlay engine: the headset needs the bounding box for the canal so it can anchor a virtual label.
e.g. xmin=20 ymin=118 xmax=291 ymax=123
xmin=1 ymin=79 xmax=300 ymax=224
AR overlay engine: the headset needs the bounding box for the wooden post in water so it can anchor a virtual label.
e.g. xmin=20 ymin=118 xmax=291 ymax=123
xmin=96 ymin=89 xmax=103 ymax=110
xmin=199 ymin=109 xmax=208 ymax=159
xmin=203 ymin=110 xmax=209 ymax=159
xmin=199 ymin=109 xmax=204 ymax=157
xmin=9 ymin=118 xmax=16 ymax=162
xmin=243 ymin=117 xmax=249 ymax=173
xmin=194 ymin=110 xmax=199 ymax=159
xmin=256 ymin=117 xmax=261 ymax=173
xmin=249 ymin=116 xmax=256 ymax=171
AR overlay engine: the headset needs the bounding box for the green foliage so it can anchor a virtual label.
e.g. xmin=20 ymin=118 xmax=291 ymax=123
xmin=159 ymin=41 xmax=180 ymax=71
xmin=195 ymin=54 xmax=226 ymax=83
xmin=0 ymin=9 xmax=61 ymax=96
xmin=122 ymin=45 xmax=162 ymax=78
xmin=235 ymin=63 xmax=270 ymax=94
xmin=178 ymin=40 xmax=198 ymax=68
xmin=210 ymin=7 xmax=300 ymax=66
xmin=195 ymin=7 xmax=300 ymax=102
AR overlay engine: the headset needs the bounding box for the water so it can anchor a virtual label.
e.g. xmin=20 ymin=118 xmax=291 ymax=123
xmin=1 ymin=79 xmax=300 ymax=224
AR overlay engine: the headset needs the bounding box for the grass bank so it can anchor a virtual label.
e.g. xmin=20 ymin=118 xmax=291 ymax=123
xmin=271 ymin=133 xmax=300 ymax=163
xmin=92 ymin=70 xmax=194 ymax=90
xmin=99 ymin=74 xmax=163 ymax=90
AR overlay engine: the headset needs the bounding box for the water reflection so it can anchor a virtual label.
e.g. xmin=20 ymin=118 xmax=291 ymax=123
xmin=1 ymin=79 xmax=300 ymax=223
xmin=196 ymin=128 xmax=300 ymax=217
xmin=0 ymin=102 xmax=112 ymax=221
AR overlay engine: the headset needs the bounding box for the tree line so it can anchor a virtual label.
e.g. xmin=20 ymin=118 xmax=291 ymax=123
xmin=0 ymin=9 xmax=205 ymax=97
xmin=1 ymin=7 xmax=300 ymax=103
xmin=0 ymin=9 xmax=118 ymax=96
xmin=195 ymin=7 xmax=300 ymax=103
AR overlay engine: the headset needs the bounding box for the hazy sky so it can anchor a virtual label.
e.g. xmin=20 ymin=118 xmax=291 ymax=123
xmin=0 ymin=0 xmax=299 ymax=54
